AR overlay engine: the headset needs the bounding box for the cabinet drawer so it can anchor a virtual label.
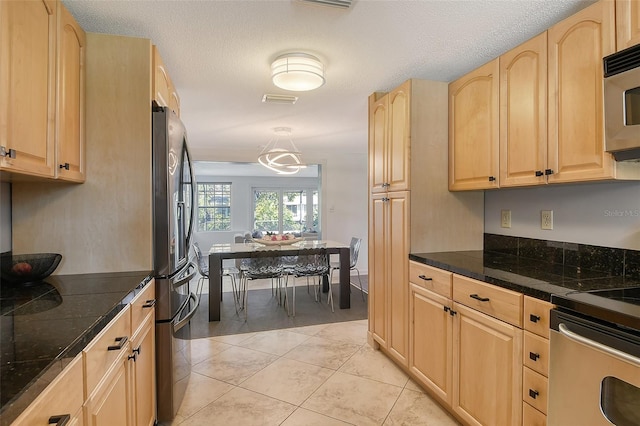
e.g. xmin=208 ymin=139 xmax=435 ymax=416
xmin=523 ymin=401 xmax=546 ymax=426
xmin=409 ymin=262 xmax=452 ymax=298
xmin=523 ymin=367 xmax=548 ymax=415
xmin=452 ymin=275 xmax=523 ymax=327
xmin=131 ymin=279 xmax=155 ymax=334
xmin=523 ymin=296 xmax=553 ymax=338
xmin=11 ymin=354 xmax=84 ymax=426
xmin=84 ymin=305 xmax=131 ymax=397
xmin=523 ymin=331 xmax=549 ymax=377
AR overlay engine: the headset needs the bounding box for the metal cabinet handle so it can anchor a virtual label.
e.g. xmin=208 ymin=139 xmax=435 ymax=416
xmin=488 ymin=176 xmax=496 ymax=182
xmin=128 ymin=353 xmax=137 ymax=361
xmin=443 ymin=306 xmax=450 ymax=313
xmin=107 ymin=336 xmax=128 ymax=351
xmin=529 ymin=314 xmax=540 ymax=323
xmin=529 ymin=389 xmax=539 ymax=399
xmin=142 ymin=299 xmax=156 ymax=308
xmin=59 ymin=163 xmax=70 ymax=170
xmin=418 ymin=275 xmax=432 ymax=281
xmin=529 ymin=352 xmax=540 ymax=361
xmin=133 ymin=345 xmax=141 ymax=355
xmin=545 ymin=169 xmax=554 ymax=175
xmin=449 ymin=309 xmax=457 ymax=316
xmin=0 ymin=146 xmax=16 ymax=159
xmin=535 ymin=170 xmax=543 ymax=177
xmin=558 ymin=323 xmax=640 ymax=366
xmin=470 ymin=294 xmax=490 ymax=302
xmin=48 ymin=415 xmax=70 ymax=426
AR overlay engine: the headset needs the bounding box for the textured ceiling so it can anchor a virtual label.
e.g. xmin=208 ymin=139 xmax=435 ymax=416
xmin=62 ymin=0 xmax=597 ymax=161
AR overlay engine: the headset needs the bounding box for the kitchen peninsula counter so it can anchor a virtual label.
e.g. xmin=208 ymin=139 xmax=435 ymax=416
xmin=0 ymin=271 xmax=153 ymax=425
xmin=410 ymin=250 xmax=640 ymax=301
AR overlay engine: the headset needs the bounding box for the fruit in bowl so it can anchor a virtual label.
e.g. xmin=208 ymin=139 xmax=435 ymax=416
xmin=262 ymin=233 xmax=296 ymax=241
xmin=1 ymin=253 xmax=62 ymax=285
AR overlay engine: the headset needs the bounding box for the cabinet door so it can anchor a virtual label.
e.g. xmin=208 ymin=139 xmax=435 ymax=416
xmin=0 ymin=0 xmax=56 ymax=178
xmin=369 ymin=193 xmax=387 ymax=347
xmin=131 ymin=313 xmax=156 ymax=426
xmin=452 ymin=302 xmax=523 ymax=426
xmin=84 ymin=351 xmax=133 ymax=426
xmin=409 ymin=284 xmax=453 ymax=405
xmin=56 ymin=2 xmax=85 ymax=182
xmin=449 ymin=59 xmax=500 ymax=190
xmin=369 ymin=93 xmax=388 ymax=194
xmin=547 ymin=0 xmax=616 ymax=183
xmin=387 ymin=191 xmax=409 ymax=366
xmin=500 ymin=32 xmax=548 ymax=187
xmin=153 ymin=46 xmax=171 ymax=109
xmin=616 ymin=0 xmax=640 ymax=51
xmin=10 ymin=354 xmax=84 ymax=426
xmin=387 ymin=81 xmax=410 ymax=192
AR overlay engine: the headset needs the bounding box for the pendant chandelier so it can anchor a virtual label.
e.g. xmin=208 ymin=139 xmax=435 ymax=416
xmin=258 ymin=127 xmax=306 ymax=175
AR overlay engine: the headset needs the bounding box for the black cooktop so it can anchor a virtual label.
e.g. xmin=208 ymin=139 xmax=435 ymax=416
xmin=552 ymin=286 xmax=640 ymax=331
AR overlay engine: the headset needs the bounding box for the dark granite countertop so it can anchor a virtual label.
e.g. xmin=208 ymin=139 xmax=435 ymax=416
xmin=0 ymin=271 xmax=153 ymax=425
xmin=409 ymin=250 xmax=640 ymax=302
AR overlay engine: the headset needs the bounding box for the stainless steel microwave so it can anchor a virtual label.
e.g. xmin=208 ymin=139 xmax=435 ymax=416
xmin=604 ymin=44 xmax=640 ymax=161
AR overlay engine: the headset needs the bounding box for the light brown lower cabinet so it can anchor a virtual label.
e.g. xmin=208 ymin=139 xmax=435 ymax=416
xmin=452 ymin=302 xmax=523 ymax=426
xmin=409 ymin=283 xmax=453 ymax=405
xmin=523 ymin=401 xmax=547 ymax=426
xmin=10 ymin=280 xmax=156 ymax=426
xmin=9 ymin=354 xmax=85 ymax=425
xmin=406 ymin=263 xmax=524 ymax=426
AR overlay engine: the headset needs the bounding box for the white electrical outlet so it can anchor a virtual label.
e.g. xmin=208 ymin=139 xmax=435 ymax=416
xmin=541 ymin=210 xmax=553 ymax=230
xmin=501 ymin=210 xmax=511 ymax=228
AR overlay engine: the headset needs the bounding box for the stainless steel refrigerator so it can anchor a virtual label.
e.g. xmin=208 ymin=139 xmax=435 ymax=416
xmin=152 ymin=105 xmax=198 ymax=423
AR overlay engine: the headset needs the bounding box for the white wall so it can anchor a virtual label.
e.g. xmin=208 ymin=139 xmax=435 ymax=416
xmin=0 ymin=183 xmax=11 ymax=252
xmin=192 ymin=154 xmax=369 ymax=274
xmin=485 ymin=180 xmax=640 ymax=249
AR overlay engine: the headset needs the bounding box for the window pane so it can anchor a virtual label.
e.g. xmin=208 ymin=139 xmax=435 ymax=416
xmin=254 ymin=190 xmax=279 ymax=232
xmin=197 ymin=183 xmax=231 ymax=231
xmin=283 ymin=190 xmax=304 ymax=234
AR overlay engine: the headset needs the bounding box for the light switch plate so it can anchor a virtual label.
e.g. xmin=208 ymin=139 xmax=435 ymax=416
xmin=501 ymin=210 xmax=511 ymax=228
xmin=541 ymin=210 xmax=553 ymax=230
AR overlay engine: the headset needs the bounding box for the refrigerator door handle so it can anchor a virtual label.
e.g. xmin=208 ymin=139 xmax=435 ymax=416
xmin=172 ymin=261 xmax=197 ymax=290
xmin=173 ymin=292 xmax=199 ymax=333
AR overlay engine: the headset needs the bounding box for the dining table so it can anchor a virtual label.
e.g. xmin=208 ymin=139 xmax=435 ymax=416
xmin=207 ymin=240 xmax=351 ymax=321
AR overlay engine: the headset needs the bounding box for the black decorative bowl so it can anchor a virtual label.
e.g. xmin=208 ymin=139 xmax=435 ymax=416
xmin=0 ymin=253 xmax=62 ymax=285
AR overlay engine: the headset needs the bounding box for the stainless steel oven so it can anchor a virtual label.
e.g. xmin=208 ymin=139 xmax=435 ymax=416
xmin=549 ymin=288 xmax=640 ymax=426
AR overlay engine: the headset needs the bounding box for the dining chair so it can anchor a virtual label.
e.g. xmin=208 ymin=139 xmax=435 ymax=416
xmin=193 ymin=242 xmax=241 ymax=311
xmin=292 ymin=248 xmax=331 ymax=314
xmin=329 ymin=237 xmax=364 ymax=300
xmin=240 ymin=251 xmax=287 ymax=320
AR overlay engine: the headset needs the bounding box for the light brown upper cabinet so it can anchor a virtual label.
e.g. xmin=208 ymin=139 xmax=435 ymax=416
xmin=448 ymin=59 xmax=500 ymax=191
xmin=152 ymin=46 xmax=180 ymax=116
xmin=56 ymin=1 xmax=86 ymax=182
xmin=0 ymin=0 xmax=85 ymax=182
xmin=616 ymin=0 xmax=640 ymax=50
xmin=499 ymin=33 xmax=548 ymax=187
xmin=0 ymin=0 xmax=57 ymax=179
xmin=547 ymin=0 xmax=617 ymax=183
xmin=369 ymin=81 xmax=410 ymax=193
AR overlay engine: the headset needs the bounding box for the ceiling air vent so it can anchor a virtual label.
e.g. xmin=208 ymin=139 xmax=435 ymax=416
xmin=262 ymin=94 xmax=299 ymax=104
xmin=297 ymin=0 xmax=352 ymax=9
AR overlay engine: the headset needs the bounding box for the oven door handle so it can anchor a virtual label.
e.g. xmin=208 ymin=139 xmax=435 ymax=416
xmin=558 ymin=323 xmax=640 ymax=366
xmin=173 ymin=291 xmax=199 ymax=333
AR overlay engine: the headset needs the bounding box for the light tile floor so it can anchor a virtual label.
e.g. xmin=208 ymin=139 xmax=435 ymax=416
xmin=171 ymin=319 xmax=460 ymax=426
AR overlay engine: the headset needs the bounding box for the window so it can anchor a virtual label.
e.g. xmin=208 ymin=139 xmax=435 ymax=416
xmin=253 ymin=188 xmax=318 ymax=235
xmin=197 ymin=183 xmax=231 ymax=231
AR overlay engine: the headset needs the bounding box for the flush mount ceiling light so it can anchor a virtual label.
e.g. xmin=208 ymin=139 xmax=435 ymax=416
xmin=271 ymin=53 xmax=325 ymax=92
xmin=258 ymin=127 xmax=307 ymax=175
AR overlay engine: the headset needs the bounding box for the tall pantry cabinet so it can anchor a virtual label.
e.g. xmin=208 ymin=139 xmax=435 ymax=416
xmin=367 ymin=79 xmax=484 ymax=367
